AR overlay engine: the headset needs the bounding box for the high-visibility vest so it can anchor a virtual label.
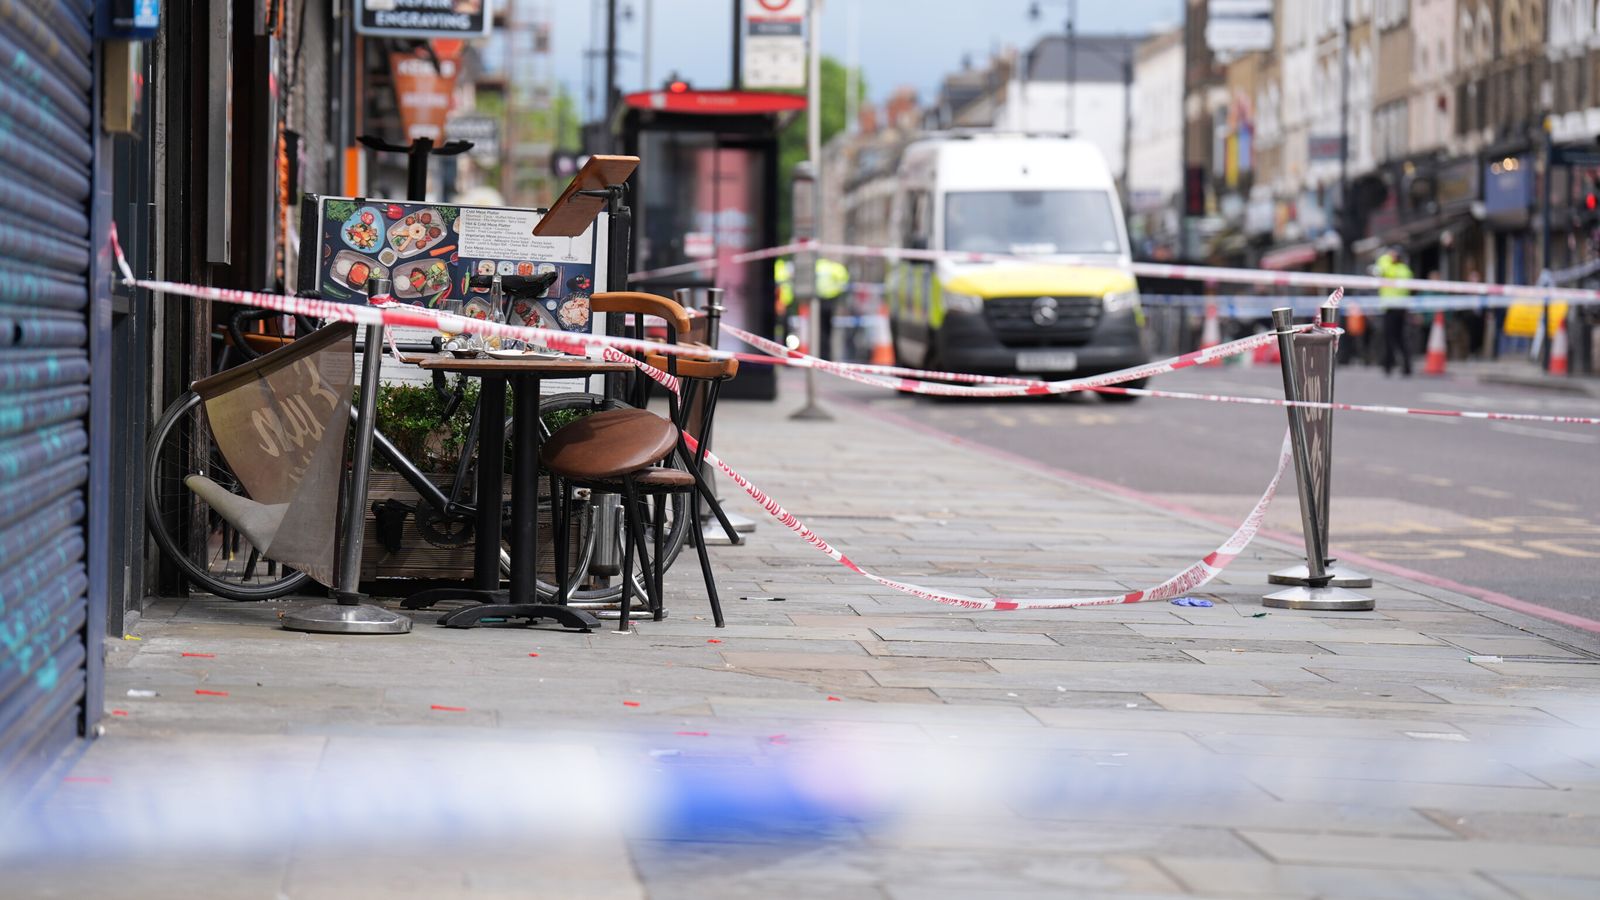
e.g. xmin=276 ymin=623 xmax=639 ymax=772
xmin=776 ymin=257 xmax=851 ymax=306
xmin=1376 ymin=253 xmax=1413 ymax=308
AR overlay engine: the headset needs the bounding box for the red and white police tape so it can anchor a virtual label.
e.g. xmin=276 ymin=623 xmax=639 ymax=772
xmin=632 ymin=238 xmax=1600 ymax=304
xmin=605 ymin=335 xmax=1294 ymax=611
xmin=109 ymin=226 xmax=1596 ymax=428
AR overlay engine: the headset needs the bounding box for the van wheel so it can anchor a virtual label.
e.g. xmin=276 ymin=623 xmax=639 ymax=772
xmin=1098 ymin=378 xmax=1145 ymax=403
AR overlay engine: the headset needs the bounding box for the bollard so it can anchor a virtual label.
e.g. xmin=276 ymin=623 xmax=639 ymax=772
xmin=1263 ymin=307 xmax=1373 ymax=611
xmin=1268 ymin=302 xmax=1373 ymax=589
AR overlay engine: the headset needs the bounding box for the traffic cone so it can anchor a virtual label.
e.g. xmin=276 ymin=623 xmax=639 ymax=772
xmin=1345 ymin=302 xmax=1367 ymax=339
xmin=1423 ymin=311 xmax=1448 ymax=375
xmin=1550 ymin=316 xmax=1570 ymax=376
xmin=1199 ymin=301 xmax=1222 ymax=366
xmin=869 ymin=299 xmax=895 ymax=366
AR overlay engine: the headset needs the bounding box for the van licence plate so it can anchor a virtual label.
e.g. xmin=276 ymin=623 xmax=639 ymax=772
xmin=1015 ymin=351 xmax=1078 ymax=372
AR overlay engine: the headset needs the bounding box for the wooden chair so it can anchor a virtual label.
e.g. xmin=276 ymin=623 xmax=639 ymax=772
xmin=540 ymin=291 xmax=737 ymax=629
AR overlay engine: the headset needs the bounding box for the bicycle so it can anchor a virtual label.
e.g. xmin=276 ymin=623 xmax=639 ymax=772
xmin=145 ymin=307 xmax=691 ymax=605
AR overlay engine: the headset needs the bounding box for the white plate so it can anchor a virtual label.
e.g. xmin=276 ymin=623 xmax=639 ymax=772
xmin=485 ymin=347 xmax=566 ymax=360
xmin=1015 ymin=350 xmax=1078 ymax=373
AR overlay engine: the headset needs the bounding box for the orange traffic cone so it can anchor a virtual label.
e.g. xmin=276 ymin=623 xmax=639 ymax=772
xmin=1550 ymin=316 xmax=1570 ymax=376
xmin=1345 ymin=302 xmax=1367 ymax=339
xmin=870 ymin=299 xmax=895 ymax=366
xmin=1423 ymin=311 xmax=1448 ymax=375
xmin=1199 ymin=301 xmax=1222 ymax=366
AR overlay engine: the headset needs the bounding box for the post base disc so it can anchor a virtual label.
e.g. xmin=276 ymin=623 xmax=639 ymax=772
xmin=281 ymin=603 xmax=413 ymax=635
xmin=1262 ymin=585 xmax=1375 ymax=611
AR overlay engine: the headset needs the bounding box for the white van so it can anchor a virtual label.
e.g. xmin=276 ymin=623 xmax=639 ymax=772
xmin=885 ymin=134 xmax=1147 ymax=390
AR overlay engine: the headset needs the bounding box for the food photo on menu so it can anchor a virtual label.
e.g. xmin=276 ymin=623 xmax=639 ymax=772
xmin=297 ymin=195 xmax=601 ymax=341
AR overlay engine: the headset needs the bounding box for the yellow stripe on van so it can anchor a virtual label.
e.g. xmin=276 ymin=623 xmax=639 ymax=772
xmin=944 ymin=264 xmax=1136 ymax=299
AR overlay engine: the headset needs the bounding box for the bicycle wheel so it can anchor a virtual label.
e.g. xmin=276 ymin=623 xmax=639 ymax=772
xmin=514 ymin=393 xmax=692 ymax=606
xmin=145 ymin=391 xmax=313 ymax=601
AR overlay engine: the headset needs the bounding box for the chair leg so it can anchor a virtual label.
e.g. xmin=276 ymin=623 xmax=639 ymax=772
xmin=690 ymin=485 xmax=725 ymax=627
xmin=618 ymin=485 xmax=636 ymax=633
xmin=553 ymin=477 xmax=569 ymax=605
xmin=652 ymin=493 xmax=667 ymax=620
xmin=621 ymin=479 xmax=659 ymax=631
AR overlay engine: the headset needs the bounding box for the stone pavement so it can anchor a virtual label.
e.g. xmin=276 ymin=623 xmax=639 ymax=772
xmin=8 ymin=377 xmax=1600 ymax=898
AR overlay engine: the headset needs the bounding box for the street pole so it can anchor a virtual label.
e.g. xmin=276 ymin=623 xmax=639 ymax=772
xmin=1121 ymin=50 xmax=1132 ymax=203
xmin=1541 ymin=118 xmax=1554 ymax=370
xmin=643 ymin=0 xmax=653 ymax=90
xmin=605 ymin=0 xmax=618 ymax=148
xmin=791 ymin=0 xmax=832 ymax=422
xmin=731 ymin=0 xmax=742 ymax=89
xmin=1066 ymin=0 xmax=1076 ymax=135
xmin=1336 ymin=0 xmax=1350 ymax=275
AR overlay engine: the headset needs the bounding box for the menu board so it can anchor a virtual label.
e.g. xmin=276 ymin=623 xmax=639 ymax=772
xmin=297 ymin=195 xmax=604 ymax=339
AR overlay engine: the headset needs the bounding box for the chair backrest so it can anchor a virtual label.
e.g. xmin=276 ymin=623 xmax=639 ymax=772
xmin=590 ymin=291 xmax=692 ymax=337
xmin=591 ymin=291 xmax=691 ymax=410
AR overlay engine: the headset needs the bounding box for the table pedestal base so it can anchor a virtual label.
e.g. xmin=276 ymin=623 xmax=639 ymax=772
xmin=400 ymin=587 xmax=505 ymax=610
xmin=437 ymin=603 xmax=600 ymax=631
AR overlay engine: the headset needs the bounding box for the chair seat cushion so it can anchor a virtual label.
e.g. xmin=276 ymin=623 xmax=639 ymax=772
xmin=540 ymin=408 xmax=678 ymax=480
xmin=643 ymin=348 xmax=738 ymax=380
xmin=629 ymin=467 xmax=696 ymax=488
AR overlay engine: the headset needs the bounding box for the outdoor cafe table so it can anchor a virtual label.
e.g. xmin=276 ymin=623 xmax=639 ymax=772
xmin=399 ymin=353 xmax=634 ymax=632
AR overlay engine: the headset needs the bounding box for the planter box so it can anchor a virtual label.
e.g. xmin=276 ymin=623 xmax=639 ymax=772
xmin=359 ymin=470 xmax=578 ymax=582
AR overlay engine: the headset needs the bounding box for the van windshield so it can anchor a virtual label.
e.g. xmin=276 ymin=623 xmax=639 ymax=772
xmin=943 ymin=190 xmax=1123 ymax=256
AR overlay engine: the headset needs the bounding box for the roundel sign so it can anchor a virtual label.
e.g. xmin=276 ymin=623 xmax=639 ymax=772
xmin=743 ymin=0 xmax=807 ymax=90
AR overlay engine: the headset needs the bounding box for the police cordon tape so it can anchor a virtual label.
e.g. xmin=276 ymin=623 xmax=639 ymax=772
xmin=722 ymin=323 xmax=1600 ymax=426
xmin=108 ymin=222 xmax=1598 ymax=430
xmin=630 ymin=238 xmax=1600 ymax=304
xmin=108 ymin=226 xmax=1293 ymax=612
xmin=601 ymin=331 xmax=1294 ymax=611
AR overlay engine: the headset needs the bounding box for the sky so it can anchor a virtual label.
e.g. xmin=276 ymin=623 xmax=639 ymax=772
xmin=540 ymin=0 xmax=1183 ymax=120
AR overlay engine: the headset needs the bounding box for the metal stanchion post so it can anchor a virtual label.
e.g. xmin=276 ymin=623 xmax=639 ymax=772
xmin=689 ymin=288 xmax=755 ymax=543
xmin=1263 ymin=307 xmax=1373 ymax=611
xmin=790 ymin=294 xmax=833 ymax=420
xmin=283 ymin=285 xmax=413 ymax=634
xmin=1269 ymin=302 xmax=1372 ymax=589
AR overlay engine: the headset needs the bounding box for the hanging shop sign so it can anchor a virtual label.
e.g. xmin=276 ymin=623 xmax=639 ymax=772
xmin=1205 ymin=0 xmax=1273 ymax=53
xmin=447 ymin=114 xmax=501 ymax=163
xmin=356 ymin=0 xmax=491 ymax=39
xmin=743 ymin=0 xmax=807 ymax=90
xmin=390 ymin=43 xmax=462 ymax=143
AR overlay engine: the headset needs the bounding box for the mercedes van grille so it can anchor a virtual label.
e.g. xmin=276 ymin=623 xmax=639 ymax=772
xmin=984 ymin=295 xmax=1101 ymax=346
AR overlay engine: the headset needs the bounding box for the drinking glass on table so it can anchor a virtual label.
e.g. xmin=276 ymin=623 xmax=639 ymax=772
xmin=437 ymin=298 xmax=465 ymax=351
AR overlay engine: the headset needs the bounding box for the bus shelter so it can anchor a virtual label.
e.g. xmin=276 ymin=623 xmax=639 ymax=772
xmin=618 ymin=89 xmax=804 ymax=400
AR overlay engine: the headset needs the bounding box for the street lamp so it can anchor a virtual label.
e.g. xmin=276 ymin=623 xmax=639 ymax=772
xmin=1029 ymin=0 xmax=1076 ymax=135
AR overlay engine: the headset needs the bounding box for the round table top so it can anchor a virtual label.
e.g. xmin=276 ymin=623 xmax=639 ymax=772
xmin=412 ymin=353 xmax=635 ymax=376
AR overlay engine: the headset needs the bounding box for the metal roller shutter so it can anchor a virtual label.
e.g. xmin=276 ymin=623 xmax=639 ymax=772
xmin=0 ymin=0 xmax=98 ymax=788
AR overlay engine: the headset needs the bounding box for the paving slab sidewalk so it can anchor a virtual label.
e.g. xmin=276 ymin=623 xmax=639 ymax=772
xmin=8 ymin=381 xmax=1600 ymax=899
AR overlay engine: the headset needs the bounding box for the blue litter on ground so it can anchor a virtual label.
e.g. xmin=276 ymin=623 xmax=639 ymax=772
xmin=1170 ymin=597 xmax=1213 ymax=608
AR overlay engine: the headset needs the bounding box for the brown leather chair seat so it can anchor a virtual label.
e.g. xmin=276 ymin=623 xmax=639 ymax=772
xmin=540 ymin=408 xmax=677 ymax=481
xmin=593 ymin=466 xmax=695 ymax=490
